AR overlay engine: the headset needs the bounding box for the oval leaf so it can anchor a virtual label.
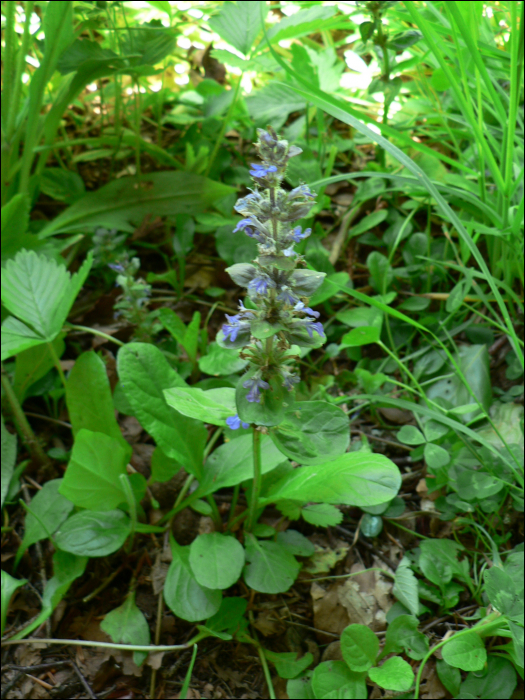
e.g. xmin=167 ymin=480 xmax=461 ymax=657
xmin=54 ymin=510 xmax=131 ymax=557
xmin=262 ymin=452 xmax=401 ymax=507
xmin=189 ymin=533 xmax=245 ymax=590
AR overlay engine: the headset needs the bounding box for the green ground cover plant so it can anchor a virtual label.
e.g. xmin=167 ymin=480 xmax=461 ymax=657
xmin=1 ymin=1 xmax=523 ymax=698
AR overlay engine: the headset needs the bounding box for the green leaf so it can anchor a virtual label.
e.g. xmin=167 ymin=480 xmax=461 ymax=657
xmin=424 ymin=442 xmax=450 ymax=469
xmin=419 ymin=540 xmax=470 ymax=588
xmin=208 ymin=1 xmax=268 ymax=57
xmin=15 ymin=479 xmax=74 ymax=569
xmin=266 ymin=6 xmax=338 ymax=45
xmin=189 ymin=533 xmax=245 ymax=590
xmin=350 ymin=210 xmax=388 ymax=237
xmin=286 ymin=672 xmax=315 ymax=699
xmin=270 ymin=401 xmax=349 ymax=466
xmin=381 ymin=615 xmax=429 ymax=661
xmin=202 ymin=597 xmax=247 ymax=637
xmin=158 ymin=308 xmax=187 ymax=346
xmin=341 ymin=326 xmax=381 ymax=347
xmin=397 ymin=425 xmax=426 ymax=445
xmin=367 ymin=252 xmax=393 ymax=293
xmin=436 ymin=659 xmax=461 ymax=697
xmin=38 ymin=172 xmax=233 ymax=237
xmin=1 ymin=413 xmax=17 ymax=510
xmin=1 ymin=570 xmax=26 ymax=636
xmin=183 ymin=311 xmax=201 ymax=363
xmin=1 ymin=194 xmax=31 ymax=261
xmin=54 ymin=510 xmax=131 ymax=557
xmin=442 ymin=633 xmax=487 ymax=672
xmin=66 ymin=351 xmax=131 ymax=457
xmin=309 ymin=272 xmax=351 ymax=307
xmin=460 ymin=654 xmax=517 ymax=699
xmin=427 ymin=345 xmax=491 ymax=423
xmin=301 ymin=503 xmax=343 ymax=527
xmin=150 ymin=447 xmax=181 ymax=484
xmin=276 ymin=530 xmax=315 ymax=557
xmin=236 ymin=372 xmax=291 ymax=427
xmin=13 ymin=334 xmax=65 ymax=403
xmin=164 ymin=536 xmax=222 ymax=622
xmin=264 ymin=650 xmax=313 ymax=680
xmin=40 ymin=168 xmax=85 ymax=203
xmin=311 ymin=661 xmax=367 ymax=699
xmin=117 ymin=343 xmax=207 ymax=478
xmin=243 ymin=534 xmax=300 ymax=594
xmin=198 ymin=342 xmax=248 ymax=376
xmin=336 ymin=306 xmax=383 ymax=329
xmin=100 ymin=592 xmax=151 ymax=666
xmin=261 ymin=452 xmax=401 ymax=508
xmin=10 ymin=550 xmax=87 ymax=641
xmin=1 ymin=251 xmax=92 ymax=360
xmin=164 ymin=387 xmax=236 ymax=427
xmin=361 ymin=513 xmax=383 ymax=538
xmin=340 ymin=624 xmax=379 ymax=672
xmin=393 ymin=556 xmax=420 ymax=616
xmin=59 ymin=430 xmax=128 ymax=510
xmin=196 ymin=433 xmax=285 ymax=497
xmin=484 ymin=566 xmax=523 ymax=622
xmin=368 ymin=656 xmax=414 ymax=692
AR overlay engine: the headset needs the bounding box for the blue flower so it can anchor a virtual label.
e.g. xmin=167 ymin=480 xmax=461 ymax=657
xmin=243 ymin=376 xmax=270 ymax=403
xmin=108 ymin=262 xmax=126 ymax=273
xmin=248 ymin=276 xmax=274 ymax=296
xmin=289 ymin=184 xmax=315 ymax=199
xmin=294 ymin=301 xmax=320 ymax=318
xmin=277 ymin=288 xmax=298 ymax=305
xmin=305 ymin=320 xmax=325 ymax=338
xmin=280 ymin=368 xmax=300 ymax=391
xmin=291 ymin=226 xmax=312 ymax=243
xmin=233 ymin=218 xmax=256 ymax=236
xmin=226 ymin=414 xmax=250 ymax=430
xmin=249 ymin=163 xmax=278 ymax=179
xmin=222 ymin=314 xmax=241 ymax=342
xmin=282 ymin=246 xmax=297 ymax=258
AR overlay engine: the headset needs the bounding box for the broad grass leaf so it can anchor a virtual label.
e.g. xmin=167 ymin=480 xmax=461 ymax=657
xmin=59 ymin=430 xmax=128 ymax=510
xmin=117 ymin=343 xmax=207 ymax=478
xmin=38 ymin=172 xmax=234 ymax=237
xmin=54 ymin=510 xmax=131 ymax=557
xmin=261 ymin=452 xmax=401 ymax=507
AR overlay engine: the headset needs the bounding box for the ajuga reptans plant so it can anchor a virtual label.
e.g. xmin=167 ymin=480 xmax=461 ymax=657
xmin=217 ymin=126 xmax=326 ymax=428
